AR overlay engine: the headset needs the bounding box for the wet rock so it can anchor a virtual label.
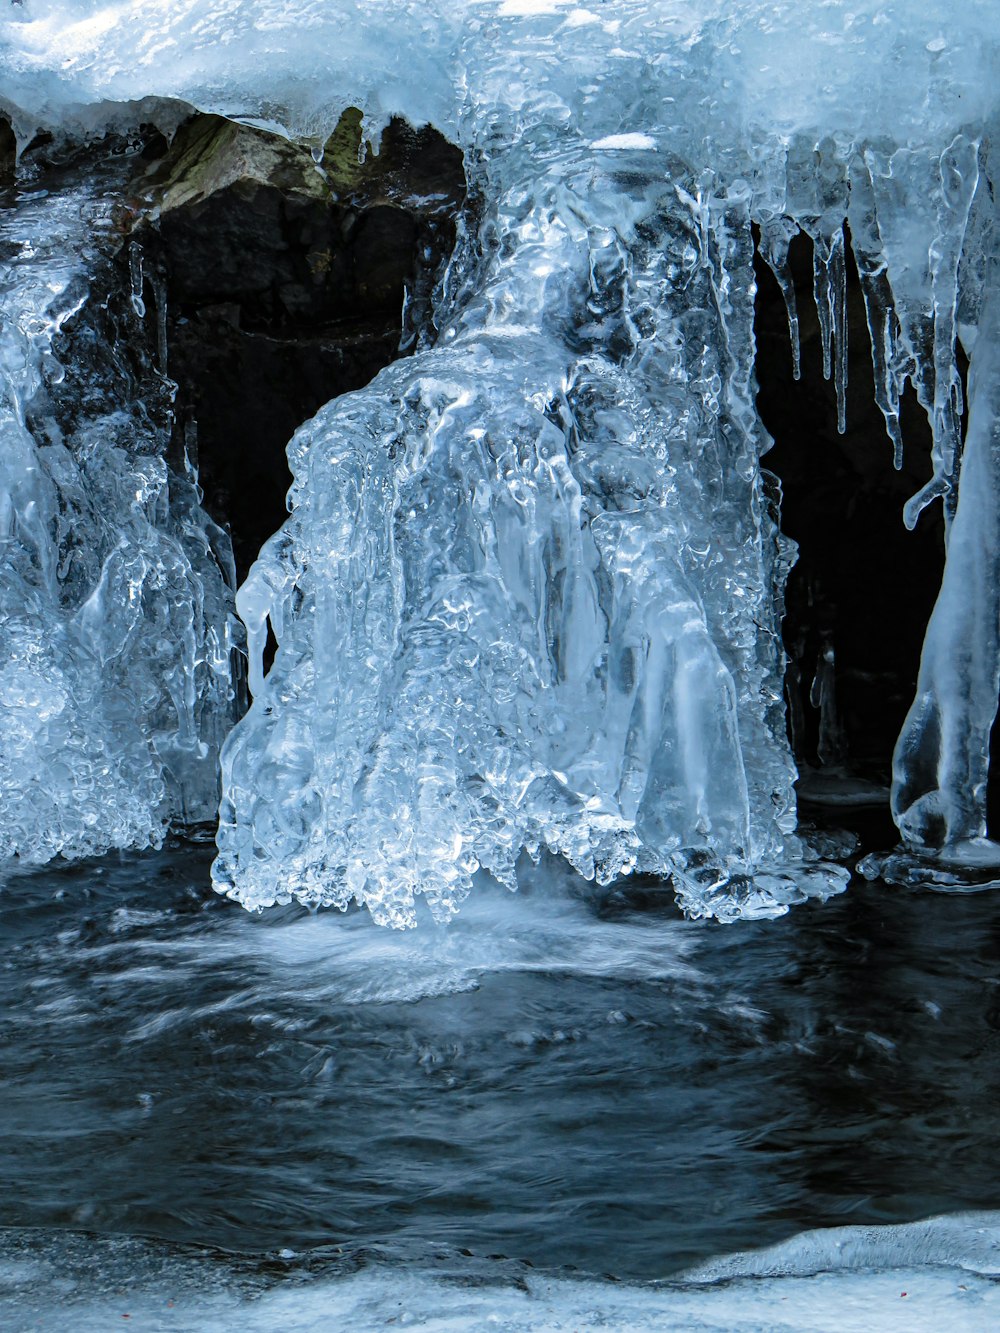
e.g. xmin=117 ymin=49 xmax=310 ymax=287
xmin=131 ymin=114 xmax=336 ymax=326
xmin=323 ymin=106 xmax=465 ymax=216
xmin=126 ymin=111 xmax=466 ymax=581
xmin=0 ymin=118 xmax=16 ymax=182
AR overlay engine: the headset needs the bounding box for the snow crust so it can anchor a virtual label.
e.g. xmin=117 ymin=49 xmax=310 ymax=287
xmin=0 ymin=2 xmax=998 ymax=920
xmin=2 ymin=1213 xmax=1000 ymax=1332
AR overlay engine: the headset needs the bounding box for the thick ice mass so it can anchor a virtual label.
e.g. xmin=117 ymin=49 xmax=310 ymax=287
xmin=215 ymin=138 xmax=808 ymax=925
xmin=0 ymin=152 xmax=240 ymax=860
xmin=0 ymin=2 xmax=998 ymax=921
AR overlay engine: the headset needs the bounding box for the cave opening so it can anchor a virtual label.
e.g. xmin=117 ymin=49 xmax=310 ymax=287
xmin=753 ymin=229 xmax=953 ymax=829
xmin=133 ymin=111 xmax=468 ymax=586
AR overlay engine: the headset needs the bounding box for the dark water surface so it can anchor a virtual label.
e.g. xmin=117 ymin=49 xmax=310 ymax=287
xmin=2 ymin=837 xmax=999 ymax=1280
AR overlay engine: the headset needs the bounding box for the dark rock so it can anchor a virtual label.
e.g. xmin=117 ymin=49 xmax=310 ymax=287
xmin=0 ymin=118 xmax=16 ymax=182
xmin=323 ymin=107 xmax=466 ymax=216
xmin=131 ymin=114 xmax=336 ymax=327
xmin=126 ymin=111 xmax=467 ymax=583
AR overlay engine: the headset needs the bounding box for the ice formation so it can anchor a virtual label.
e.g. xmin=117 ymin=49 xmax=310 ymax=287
xmin=0 ymin=2 xmax=998 ymax=922
xmin=4 ymin=1215 xmax=1000 ymax=1332
xmin=0 ymin=144 xmax=241 ymax=861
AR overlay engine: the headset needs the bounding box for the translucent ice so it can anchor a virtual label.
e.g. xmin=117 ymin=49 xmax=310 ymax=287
xmin=0 ymin=2 xmax=998 ymax=915
xmin=0 ymin=151 xmax=240 ymax=861
xmin=213 ymin=132 xmax=817 ymax=925
xmin=892 ymin=268 xmax=1000 ymax=848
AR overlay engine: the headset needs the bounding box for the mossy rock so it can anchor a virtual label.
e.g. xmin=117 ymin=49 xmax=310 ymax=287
xmin=120 ymin=110 xmax=466 ymax=579
xmin=136 ymin=113 xmax=329 ymax=217
xmin=128 ymin=114 xmax=338 ymax=324
xmin=322 ymin=107 xmax=367 ymax=195
xmin=323 ymin=108 xmax=464 ymax=215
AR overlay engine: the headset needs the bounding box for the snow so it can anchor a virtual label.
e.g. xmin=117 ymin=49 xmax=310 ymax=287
xmin=3 ymin=1212 xmax=1000 ymax=1332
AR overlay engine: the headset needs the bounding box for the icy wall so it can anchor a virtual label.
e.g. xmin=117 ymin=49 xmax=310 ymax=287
xmin=0 ymin=144 xmax=240 ymax=861
xmin=0 ymin=2 xmax=998 ymax=921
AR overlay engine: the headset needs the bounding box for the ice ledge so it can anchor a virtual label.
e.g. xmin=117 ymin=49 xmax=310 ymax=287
xmin=2 ymin=1213 xmax=999 ymax=1331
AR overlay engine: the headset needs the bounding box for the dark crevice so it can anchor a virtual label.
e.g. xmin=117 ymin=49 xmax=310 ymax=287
xmin=0 ymin=117 xmax=15 ymax=181
xmin=754 ymin=228 xmax=949 ymax=809
xmin=129 ymin=111 xmax=467 ymax=583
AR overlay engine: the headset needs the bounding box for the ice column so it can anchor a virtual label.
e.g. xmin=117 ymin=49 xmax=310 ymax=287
xmin=215 ymin=139 xmax=806 ymax=925
xmin=892 ymin=239 xmax=1000 ymax=849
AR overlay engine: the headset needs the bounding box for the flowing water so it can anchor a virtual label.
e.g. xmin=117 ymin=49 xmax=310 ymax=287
xmin=3 ymin=834 xmax=999 ymax=1291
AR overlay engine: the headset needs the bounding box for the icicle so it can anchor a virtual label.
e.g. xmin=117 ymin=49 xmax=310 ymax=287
xmin=781 ymin=136 xmax=849 ymax=426
xmin=833 ymin=237 xmax=847 ymax=433
xmin=128 ymin=241 xmax=145 ymax=319
xmin=811 ymin=236 xmax=833 ymax=383
xmin=829 ymin=229 xmax=847 ymax=434
xmin=865 ymin=280 xmax=904 ymax=470
xmin=757 ymin=216 xmax=801 ymax=380
xmin=893 ymin=261 xmax=1000 ymax=848
xmin=151 ymin=270 xmax=168 ymax=375
xmin=864 ymin=137 xmax=979 ymax=529
xmin=809 ymin=228 xmax=848 ymax=432
xmin=934 ymin=135 xmax=980 ymax=521
xmin=805 ymin=223 xmax=848 ymax=423
xmin=848 ymin=157 xmax=906 ymax=468
xmin=902 ymin=474 xmax=949 ymax=532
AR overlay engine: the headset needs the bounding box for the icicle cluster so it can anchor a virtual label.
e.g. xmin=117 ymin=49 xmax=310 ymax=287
xmin=758 ymin=131 xmax=999 ymax=857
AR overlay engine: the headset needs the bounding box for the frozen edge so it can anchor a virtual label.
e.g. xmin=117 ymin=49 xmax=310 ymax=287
xmin=2 ymin=1212 xmax=1000 ymax=1332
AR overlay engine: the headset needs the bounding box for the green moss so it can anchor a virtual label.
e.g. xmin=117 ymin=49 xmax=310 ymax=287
xmin=321 ymin=107 xmax=368 ymax=195
xmin=139 ymin=114 xmax=328 ymax=215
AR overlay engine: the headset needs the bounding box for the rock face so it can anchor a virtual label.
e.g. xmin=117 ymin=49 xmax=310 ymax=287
xmin=0 ymin=118 xmax=14 ymax=181
xmin=135 ymin=114 xmax=334 ymax=325
xmin=128 ymin=110 xmax=466 ymax=579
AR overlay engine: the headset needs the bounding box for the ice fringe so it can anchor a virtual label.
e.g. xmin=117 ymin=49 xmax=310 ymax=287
xmin=0 ymin=3 xmax=998 ymax=921
xmin=2 ymin=1213 xmax=1000 ymax=1332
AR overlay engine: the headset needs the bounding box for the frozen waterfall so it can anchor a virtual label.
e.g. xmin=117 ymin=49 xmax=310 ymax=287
xmin=0 ymin=142 xmax=241 ymax=861
xmin=0 ymin=1 xmax=998 ymax=923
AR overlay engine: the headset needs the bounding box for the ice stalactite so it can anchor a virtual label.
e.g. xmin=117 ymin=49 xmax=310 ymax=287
xmin=866 ymin=136 xmax=980 ymax=531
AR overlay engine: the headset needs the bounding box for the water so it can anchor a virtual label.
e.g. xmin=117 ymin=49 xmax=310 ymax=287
xmin=3 ymin=838 xmax=999 ymax=1285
